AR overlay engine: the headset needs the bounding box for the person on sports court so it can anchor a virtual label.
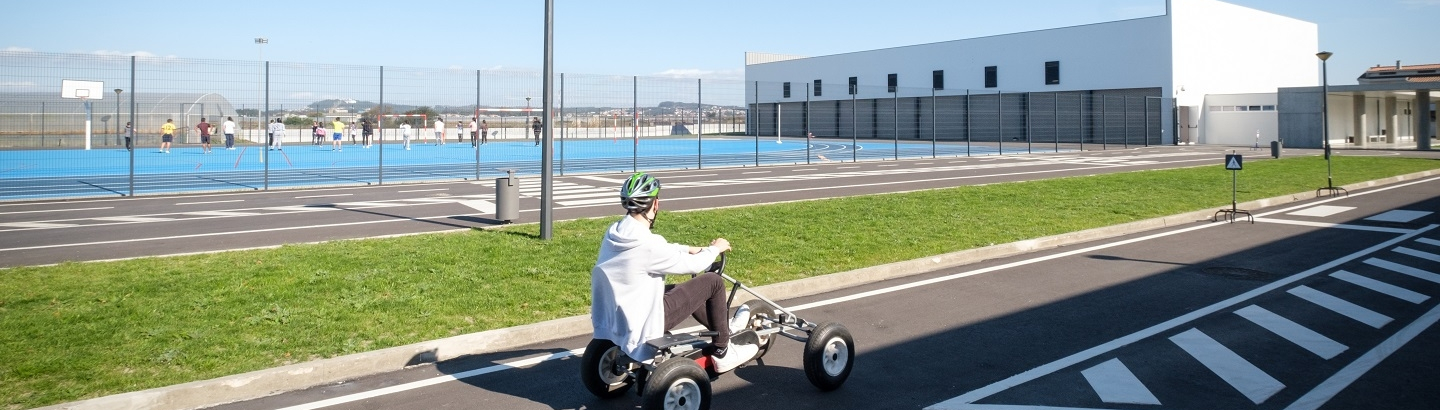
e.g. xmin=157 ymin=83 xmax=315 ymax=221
xmin=434 ymin=117 xmax=446 ymax=145
xmin=159 ymin=119 xmax=176 ymax=153
xmin=456 ymin=120 xmax=465 ymax=145
xmin=311 ymin=121 xmax=322 ymax=145
xmin=331 ymin=117 xmax=346 ymax=151
xmin=469 ymin=117 xmax=479 ymax=147
xmin=590 ymin=172 xmax=758 ymax=373
xmin=361 ymin=119 xmax=374 ymax=148
xmin=124 ymin=121 xmax=134 ymax=151
xmin=400 ymin=120 xmax=413 ymax=150
xmin=348 ymin=120 xmax=358 ymax=145
xmin=196 ymin=117 xmax=212 ymax=153
xmin=531 ymin=117 xmax=542 ymax=146
xmin=268 ymin=118 xmax=286 ymax=150
xmin=222 ymin=116 xmax=237 ymax=149
xmin=479 ymin=120 xmax=489 ymax=144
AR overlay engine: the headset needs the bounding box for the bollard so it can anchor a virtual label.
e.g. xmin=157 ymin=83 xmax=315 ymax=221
xmin=495 ymin=169 xmax=519 ymax=222
xmin=1270 ymin=140 xmax=1281 ymax=158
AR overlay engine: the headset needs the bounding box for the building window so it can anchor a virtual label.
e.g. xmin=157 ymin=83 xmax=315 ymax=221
xmin=814 ymin=79 xmax=822 ymax=96
xmin=887 ymin=73 xmax=897 ymax=93
xmin=984 ymin=66 xmax=997 ymax=88
xmin=933 ymin=70 xmax=944 ymax=90
xmin=1045 ymin=61 xmax=1060 ymax=85
xmin=848 ymin=76 xmax=857 ymax=95
xmin=783 ymin=82 xmax=790 ymax=98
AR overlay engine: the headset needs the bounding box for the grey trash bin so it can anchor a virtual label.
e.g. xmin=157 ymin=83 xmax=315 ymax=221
xmin=495 ymin=170 xmax=519 ymax=222
xmin=1270 ymin=140 xmax=1281 ymax=158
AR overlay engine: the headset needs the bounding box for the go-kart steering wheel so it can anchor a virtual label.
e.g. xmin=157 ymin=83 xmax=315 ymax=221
xmin=703 ymin=252 xmax=727 ymax=275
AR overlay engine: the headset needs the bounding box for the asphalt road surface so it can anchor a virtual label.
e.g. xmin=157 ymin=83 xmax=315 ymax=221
xmin=1 ymin=145 xmax=1405 ymax=268
xmin=188 ymin=158 xmax=1440 ymax=409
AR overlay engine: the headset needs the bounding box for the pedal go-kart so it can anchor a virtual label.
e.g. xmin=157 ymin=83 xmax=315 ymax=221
xmin=580 ymin=254 xmax=856 ymax=410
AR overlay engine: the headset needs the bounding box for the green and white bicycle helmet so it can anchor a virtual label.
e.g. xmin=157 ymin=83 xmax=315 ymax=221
xmin=619 ymin=172 xmax=661 ymax=213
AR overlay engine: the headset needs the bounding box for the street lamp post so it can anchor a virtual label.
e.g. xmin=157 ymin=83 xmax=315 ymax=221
xmin=526 ymin=97 xmax=533 ymax=145
xmin=1315 ymin=51 xmax=1346 ymax=197
xmin=114 ymin=88 xmax=122 ymax=146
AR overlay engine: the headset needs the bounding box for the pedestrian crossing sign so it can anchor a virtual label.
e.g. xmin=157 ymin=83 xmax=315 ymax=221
xmin=1225 ymin=154 xmax=1243 ymax=170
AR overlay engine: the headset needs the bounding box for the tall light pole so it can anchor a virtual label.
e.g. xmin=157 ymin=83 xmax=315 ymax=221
xmin=525 ymin=96 xmax=533 ymax=144
xmin=1315 ymin=51 xmax=1346 ymax=197
xmin=255 ymin=37 xmax=267 ymax=140
xmin=114 ymin=88 xmax=122 ymax=146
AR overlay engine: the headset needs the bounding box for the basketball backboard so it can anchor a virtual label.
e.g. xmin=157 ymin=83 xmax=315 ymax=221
xmin=61 ymin=79 xmax=104 ymax=100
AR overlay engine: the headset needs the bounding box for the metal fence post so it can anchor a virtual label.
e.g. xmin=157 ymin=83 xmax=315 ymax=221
xmin=997 ymin=90 xmax=1003 ymax=155
xmin=892 ymin=90 xmax=898 ymax=160
xmin=851 ymin=90 xmax=856 ymax=162
xmin=697 ymin=78 xmax=702 ymax=169
xmin=806 ymin=82 xmax=811 ymax=165
xmin=128 ymin=55 xmax=135 ymax=196
xmin=263 ymin=61 xmax=270 ymax=190
xmin=931 ymin=87 xmax=937 ymax=158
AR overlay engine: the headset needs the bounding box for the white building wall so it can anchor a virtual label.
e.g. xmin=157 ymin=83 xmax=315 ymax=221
xmin=1170 ymin=0 xmax=1318 ymax=144
xmin=745 ymin=16 xmax=1172 ymax=101
xmin=1200 ymin=93 xmax=1277 ymax=145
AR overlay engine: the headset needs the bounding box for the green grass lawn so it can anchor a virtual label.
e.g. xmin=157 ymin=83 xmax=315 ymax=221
xmin=2 ymin=155 xmax=1437 ymax=409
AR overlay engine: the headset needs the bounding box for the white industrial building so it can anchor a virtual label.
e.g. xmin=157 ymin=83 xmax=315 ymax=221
xmin=744 ymin=0 xmax=1322 ymax=148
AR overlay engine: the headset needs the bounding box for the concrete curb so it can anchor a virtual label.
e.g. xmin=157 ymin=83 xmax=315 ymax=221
xmin=39 ymin=169 xmax=1438 ymax=410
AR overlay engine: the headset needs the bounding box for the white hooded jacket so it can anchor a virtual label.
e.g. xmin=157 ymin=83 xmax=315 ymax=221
xmin=591 ymin=215 xmax=720 ymax=361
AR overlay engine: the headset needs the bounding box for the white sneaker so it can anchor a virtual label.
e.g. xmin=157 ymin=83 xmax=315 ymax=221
xmin=711 ymin=342 xmax=757 ymax=374
xmin=729 ymin=305 xmax=751 ymax=333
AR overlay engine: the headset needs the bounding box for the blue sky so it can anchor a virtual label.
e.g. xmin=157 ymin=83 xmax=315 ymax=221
xmin=2 ymin=0 xmax=1436 ymax=85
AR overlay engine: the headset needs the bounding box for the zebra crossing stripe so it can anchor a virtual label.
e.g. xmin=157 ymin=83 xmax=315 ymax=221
xmin=1080 ymin=358 xmax=1161 ymax=405
xmin=1169 ymin=328 xmax=1286 ymax=404
xmin=1282 ymin=301 xmax=1440 ymax=410
xmin=1234 ymin=305 xmax=1348 ymax=359
xmin=1329 ymin=270 xmax=1429 ymax=304
xmin=1393 ymin=246 xmax=1440 ymax=263
xmin=1364 ymin=258 xmax=1440 ymax=284
xmin=1417 ymin=237 xmax=1440 ymax=247
xmin=1287 ymin=286 xmax=1393 ymax=328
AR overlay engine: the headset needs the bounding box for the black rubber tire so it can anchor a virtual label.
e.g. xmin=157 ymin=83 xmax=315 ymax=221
xmin=738 ymin=300 xmax=780 ymax=359
xmin=642 ymin=358 xmax=711 ymax=410
xmin=802 ymin=322 xmax=855 ymax=391
xmin=580 ymin=338 xmax=632 ymax=399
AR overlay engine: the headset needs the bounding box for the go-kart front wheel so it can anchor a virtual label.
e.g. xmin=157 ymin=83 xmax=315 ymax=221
xmin=802 ymin=322 xmax=855 ymax=391
xmin=642 ymin=358 xmax=711 ymax=410
xmin=580 ymin=338 xmax=632 ymax=399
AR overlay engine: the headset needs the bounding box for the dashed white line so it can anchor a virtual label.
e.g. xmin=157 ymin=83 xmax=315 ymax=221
xmin=175 ymin=200 xmax=245 ymax=206
xmin=1170 ymin=328 xmax=1286 ymax=404
xmin=1329 ymin=270 xmax=1429 ymax=304
xmin=1235 ymin=305 xmax=1348 ymax=359
xmin=0 ymin=206 xmax=112 ymax=215
xmin=743 ymin=171 xmax=770 ymax=174
xmin=296 ymin=194 xmax=352 ymax=199
xmin=1287 ymin=286 xmax=1392 ymax=328
xmin=397 ymin=188 xmax=448 ymax=193
xmin=1080 ymin=358 xmax=1160 ymax=405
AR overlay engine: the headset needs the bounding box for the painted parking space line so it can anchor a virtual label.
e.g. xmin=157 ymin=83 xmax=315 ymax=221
xmin=1329 ymin=270 xmax=1429 ymax=304
xmin=1234 ymin=305 xmax=1348 ymax=359
xmin=1287 ymin=286 xmax=1392 ymax=328
xmin=1286 ymin=205 xmax=1354 ymax=218
xmin=1169 ymin=328 xmax=1286 ymax=404
xmin=1393 ymin=247 xmax=1440 ymax=263
xmin=1080 ymin=358 xmax=1161 ymax=405
xmin=1365 ymin=258 xmax=1440 ymax=284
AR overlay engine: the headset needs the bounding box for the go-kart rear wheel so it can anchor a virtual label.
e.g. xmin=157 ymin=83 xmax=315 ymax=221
xmin=580 ymin=338 xmax=632 ymax=399
xmin=642 ymin=358 xmax=711 ymax=410
xmin=802 ymin=322 xmax=855 ymax=391
xmin=737 ymin=300 xmax=780 ymax=359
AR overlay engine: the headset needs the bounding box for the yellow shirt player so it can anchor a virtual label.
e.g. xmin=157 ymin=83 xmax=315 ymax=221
xmin=330 ymin=118 xmax=346 ymax=151
xmin=160 ymin=119 xmax=177 ymax=153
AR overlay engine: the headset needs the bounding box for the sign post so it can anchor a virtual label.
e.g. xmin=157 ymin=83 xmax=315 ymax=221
xmin=1213 ymin=152 xmax=1254 ymax=223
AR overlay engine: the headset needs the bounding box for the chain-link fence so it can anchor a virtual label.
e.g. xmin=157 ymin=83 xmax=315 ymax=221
xmin=1 ymin=51 xmax=1161 ymax=200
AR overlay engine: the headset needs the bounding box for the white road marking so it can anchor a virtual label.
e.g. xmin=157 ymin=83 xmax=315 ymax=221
xmin=174 ymin=200 xmax=244 ymax=206
xmin=1329 ymin=270 xmax=1429 ymax=304
xmin=0 ymin=206 xmax=112 ymax=215
xmin=1287 ymin=205 xmax=1354 ymax=218
xmin=559 ymin=197 xmax=619 ymax=206
xmin=1364 ymin=258 xmax=1440 ymax=284
xmin=458 ymin=200 xmax=495 ymax=214
xmin=274 ymin=349 xmax=583 ymax=410
xmin=397 ymin=188 xmax=448 ymax=193
xmin=571 ymin=175 xmax=626 ymax=184
xmin=1234 ymin=305 xmax=1348 ymax=359
xmin=1393 ymin=246 xmax=1440 ymax=263
xmin=792 ymin=168 xmax=817 ymax=172
xmin=1365 ymin=210 xmax=1432 ymax=223
xmin=1418 ymin=238 xmax=1440 ymax=247
xmin=296 ymin=194 xmax=352 ymax=199
xmin=926 ymin=226 xmax=1435 ymax=410
xmin=1169 ymin=328 xmax=1286 ymax=404
xmin=184 ymin=211 xmax=260 ymax=217
xmin=742 ymin=171 xmax=770 ymax=174
xmin=1254 ymin=218 xmax=1415 ymax=233
xmin=1282 ymin=302 xmax=1440 ymax=410
xmin=838 ymin=166 xmax=859 ymax=169
xmin=0 ymin=221 xmax=79 ymax=229
xmin=1080 ymin=358 xmax=1160 ymax=405
xmin=92 ymin=216 xmax=176 ymax=223
xmin=1287 ymin=286 xmax=1392 ymax=328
